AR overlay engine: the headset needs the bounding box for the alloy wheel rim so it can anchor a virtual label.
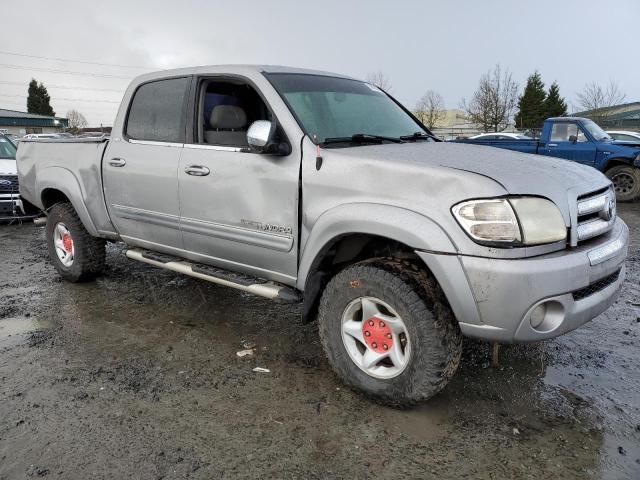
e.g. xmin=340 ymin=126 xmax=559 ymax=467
xmin=341 ymin=296 xmax=411 ymax=379
xmin=53 ymin=222 xmax=75 ymax=267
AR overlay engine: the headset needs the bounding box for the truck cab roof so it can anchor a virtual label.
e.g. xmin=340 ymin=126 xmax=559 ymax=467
xmin=545 ymin=117 xmax=589 ymax=123
xmin=131 ymin=64 xmax=356 ymax=85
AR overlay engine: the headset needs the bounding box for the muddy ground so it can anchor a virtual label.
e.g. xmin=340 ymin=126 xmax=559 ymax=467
xmin=0 ymin=205 xmax=638 ymax=480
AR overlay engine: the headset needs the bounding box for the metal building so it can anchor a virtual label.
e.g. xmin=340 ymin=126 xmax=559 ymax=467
xmin=0 ymin=109 xmax=69 ymax=135
xmin=574 ymin=102 xmax=640 ymax=131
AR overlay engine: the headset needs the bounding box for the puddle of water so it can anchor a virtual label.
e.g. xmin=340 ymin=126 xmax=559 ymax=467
xmin=0 ymin=316 xmax=49 ymax=339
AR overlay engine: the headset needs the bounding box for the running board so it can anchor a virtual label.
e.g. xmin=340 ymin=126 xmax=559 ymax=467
xmin=125 ymin=248 xmax=301 ymax=303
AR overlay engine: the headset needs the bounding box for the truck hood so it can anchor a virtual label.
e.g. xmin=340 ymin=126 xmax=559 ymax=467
xmin=611 ymin=140 xmax=640 ymax=149
xmin=608 ymin=141 xmax=640 ymax=155
xmin=327 ymin=141 xmax=610 ymax=218
xmin=0 ymin=159 xmax=17 ymax=175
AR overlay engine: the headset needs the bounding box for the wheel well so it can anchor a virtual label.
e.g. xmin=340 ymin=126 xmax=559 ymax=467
xmin=41 ymin=189 xmax=70 ymax=210
xmin=302 ymin=234 xmax=423 ymax=323
xmin=604 ymin=158 xmax=631 ymax=172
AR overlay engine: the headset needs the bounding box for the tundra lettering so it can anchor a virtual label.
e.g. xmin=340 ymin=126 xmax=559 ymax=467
xmin=241 ymin=219 xmax=293 ymax=235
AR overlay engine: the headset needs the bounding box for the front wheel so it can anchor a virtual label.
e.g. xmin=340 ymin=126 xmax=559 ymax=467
xmin=46 ymin=202 xmax=106 ymax=282
xmin=318 ymin=258 xmax=462 ymax=407
xmin=606 ymin=165 xmax=640 ymax=202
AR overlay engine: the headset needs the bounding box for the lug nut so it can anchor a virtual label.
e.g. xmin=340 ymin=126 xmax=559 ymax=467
xmin=364 ymin=331 xmax=371 ymax=337
xmin=386 ymin=333 xmax=392 ymax=339
xmin=368 ymin=320 xmax=374 ymax=326
xmin=383 ymin=344 xmax=388 ymax=350
xmin=379 ymin=321 xmax=385 ymax=327
xmin=372 ymin=342 xmax=377 ymax=349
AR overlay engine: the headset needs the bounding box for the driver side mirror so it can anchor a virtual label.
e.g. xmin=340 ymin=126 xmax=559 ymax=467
xmin=568 ymin=134 xmax=578 ymax=144
xmin=247 ymin=120 xmax=290 ymax=155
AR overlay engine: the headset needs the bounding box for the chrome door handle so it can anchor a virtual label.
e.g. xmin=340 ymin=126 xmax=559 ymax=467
xmin=109 ymin=158 xmax=126 ymax=167
xmin=547 ymin=143 xmax=558 ymax=148
xmin=185 ymin=165 xmax=210 ymax=176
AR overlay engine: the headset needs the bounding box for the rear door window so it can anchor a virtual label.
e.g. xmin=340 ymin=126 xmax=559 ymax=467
xmin=126 ymin=77 xmax=190 ymax=143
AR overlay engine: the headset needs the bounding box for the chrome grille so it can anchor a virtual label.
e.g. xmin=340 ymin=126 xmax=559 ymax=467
xmin=0 ymin=175 xmax=19 ymax=194
xmin=575 ymin=187 xmax=616 ymax=243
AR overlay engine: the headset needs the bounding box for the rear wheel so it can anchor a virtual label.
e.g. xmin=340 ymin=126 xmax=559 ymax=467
xmin=318 ymin=258 xmax=462 ymax=407
xmin=46 ymin=202 xmax=106 ymax=282
xmin=606 ymin=165 xmax=640 ymax=202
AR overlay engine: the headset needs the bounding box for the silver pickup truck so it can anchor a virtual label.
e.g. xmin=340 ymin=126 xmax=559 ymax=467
xmin=17 ymin=66 xmax=629 ymax=406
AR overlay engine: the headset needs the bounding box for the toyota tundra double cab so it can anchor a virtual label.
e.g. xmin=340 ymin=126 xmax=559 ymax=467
xmin=17 ymin=66 xmax=629 ymax=406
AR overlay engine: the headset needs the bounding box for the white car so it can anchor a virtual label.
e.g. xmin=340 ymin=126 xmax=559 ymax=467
xmin=607 ymin=130 xmax=640 ymax=142
xmin=467 ymin=132 xmax=533 ymax=140
xmin=22 ymin=133 xmax=62 ymax=139
xmin=0 ymin=134 xmax=40 ymax=221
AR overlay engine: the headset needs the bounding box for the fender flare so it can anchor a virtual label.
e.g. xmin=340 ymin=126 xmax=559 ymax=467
xmin=297 ymin=203 xmax=458 ymax=291
xmin=602 ymin=156 xmax=635 ymax=171
xmin=36 ymin=166 xmax=99 ymax=236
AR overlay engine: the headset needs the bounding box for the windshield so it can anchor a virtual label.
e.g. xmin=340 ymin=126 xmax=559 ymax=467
xmin=0 ymin=136 xmax=17 ymax=159
xmin=582 ymin=119 xmax=612 ymax=141
xmin=265 ymin=73 xmax=428 ymax=145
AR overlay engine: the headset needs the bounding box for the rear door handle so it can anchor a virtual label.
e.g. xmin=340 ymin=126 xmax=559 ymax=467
xmin=109 ymin=158 xmax=126 ymax=167
xmin=185 ymin=165 xmax=210 ymax=176
xmin=547 ymin=143 xmax=558 ymax=148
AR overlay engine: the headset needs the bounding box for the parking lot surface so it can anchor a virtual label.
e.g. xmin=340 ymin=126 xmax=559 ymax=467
xmin=0 ymin=204 xmax=638 ymax=479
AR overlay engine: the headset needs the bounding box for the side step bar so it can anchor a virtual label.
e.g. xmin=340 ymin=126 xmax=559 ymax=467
xmin=125 ymin=248 xmax=302 ymax=303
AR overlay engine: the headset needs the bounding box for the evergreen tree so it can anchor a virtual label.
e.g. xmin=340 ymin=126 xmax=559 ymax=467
xmin=514 ymin=71 xmax=546 ymax=129
xmin=27 ymin=79 xmax=55 ymax=116
xmin=543 ymin=82 xmax=568 ymax=118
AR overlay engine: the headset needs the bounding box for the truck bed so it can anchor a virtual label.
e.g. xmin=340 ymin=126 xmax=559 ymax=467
xmin=454 ymin=138 xmax=540 ymax=154
xmin=17 ymin=137 xmax=116 ymax=236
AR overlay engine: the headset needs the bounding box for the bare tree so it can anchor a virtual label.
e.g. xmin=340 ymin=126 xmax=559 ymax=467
xmin=66 ymin=109 xmax=88 ymax=133
xmin=461 ymin=65 xmax=519 ymax=132
xmin=576 ymin=80 xmax=626 ymax=125
xmin=415 ymin=90 xmax=446 ymax=129
xmin=365 ymin=71 xmax=392 ymax=92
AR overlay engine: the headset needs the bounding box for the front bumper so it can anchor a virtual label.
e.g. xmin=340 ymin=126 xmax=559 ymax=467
xmin=417 ymin=218 xmax=629 ymax=343
xmin=0 ymin=193 xmax=30 ymax=221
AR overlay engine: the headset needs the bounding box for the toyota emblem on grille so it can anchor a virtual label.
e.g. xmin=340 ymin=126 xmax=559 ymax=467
xmin=601 ymin=196 xmax=615 ymax=221
xmin=0 ymin=179 xmax=12 ymax=186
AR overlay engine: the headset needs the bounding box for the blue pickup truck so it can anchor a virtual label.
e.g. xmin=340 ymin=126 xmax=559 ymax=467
xmin=459 ymin=117 xmax=640 ymax=202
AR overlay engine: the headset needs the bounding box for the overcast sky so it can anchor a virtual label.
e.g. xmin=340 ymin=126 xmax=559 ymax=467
xmin=1 ymin=0 xmax=638 ymax=125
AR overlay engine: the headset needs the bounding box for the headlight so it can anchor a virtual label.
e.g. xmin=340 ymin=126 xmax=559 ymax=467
xmin=452 ymin=197 xmax=566 ymax=246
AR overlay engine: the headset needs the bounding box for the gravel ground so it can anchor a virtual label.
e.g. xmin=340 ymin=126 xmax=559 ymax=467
xmin=0 ymin=204 xmax=638 ymax=479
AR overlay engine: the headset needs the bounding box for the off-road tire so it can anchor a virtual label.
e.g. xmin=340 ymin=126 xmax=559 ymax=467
xmin=606 ymin=165 xmax=640 ymax=202
xmin=46 ymin=202 xmax=106 ymax=282
xmin=317 ymin=258 xmax=462 ymax=407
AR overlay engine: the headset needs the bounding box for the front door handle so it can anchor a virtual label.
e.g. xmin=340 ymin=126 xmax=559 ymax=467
xmin=109 ymin=157 xmax=126 ymax=167
xmin=185 ymin=165 xmax=210 ymax=176
xmin=547 ymin=143 xmax=558 ymax=148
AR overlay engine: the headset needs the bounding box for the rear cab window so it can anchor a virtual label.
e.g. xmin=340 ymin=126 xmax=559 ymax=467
xmin=125 ymin=77 xmax=190 ymax=143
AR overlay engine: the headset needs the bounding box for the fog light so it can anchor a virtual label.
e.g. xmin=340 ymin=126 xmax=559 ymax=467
xmin=530 ymin=304 xmax=547 ymax=329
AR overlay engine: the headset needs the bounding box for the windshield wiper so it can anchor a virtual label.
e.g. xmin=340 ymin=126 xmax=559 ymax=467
xmin=400 ymin=131 xmax=437 ymax=141
xmin=321 ymin=133 xmax=404 ymax=146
